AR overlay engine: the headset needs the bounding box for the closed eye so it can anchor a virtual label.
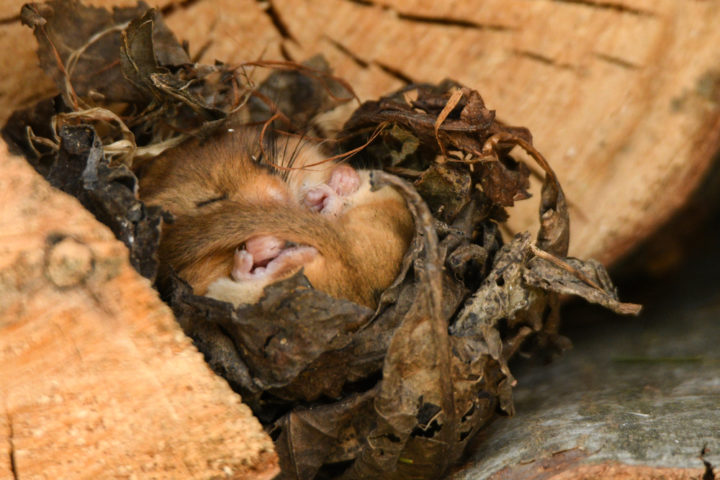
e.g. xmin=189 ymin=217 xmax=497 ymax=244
xmin=195 ymin=194 xmax=228 ymax=207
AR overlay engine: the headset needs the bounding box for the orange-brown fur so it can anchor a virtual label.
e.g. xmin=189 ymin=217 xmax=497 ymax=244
xmin=139 ymin=128 xmax=413 ymax=308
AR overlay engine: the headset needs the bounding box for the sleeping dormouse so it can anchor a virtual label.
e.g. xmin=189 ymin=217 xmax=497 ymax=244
xmin=139 ymin=127 xmax=413 ymax=308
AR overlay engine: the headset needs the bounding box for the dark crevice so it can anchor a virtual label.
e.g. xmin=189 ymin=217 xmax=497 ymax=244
xmin=701 ymin=445 xmax=716 ymax=480
xmin=279 ymin=41 xmax=295 ymax=62
xmin=513 ymin=49 xmax=578 ymax=72
xmin=0 ymin=15 xmax=21 ymax=25
xmin=594 ymin=52 xmax=640 ymax=70
xmin=190 ymin=38 xmax=213 ymax=64
xmin=324 ymin=37 xmax=370 ymax=68
xmin=343 ymin=0 xmax=514 ymax=32
xmin=256 ymin=0 xmax=298 ymax=43
xmin=160 ymin=0 xmax=204 ymax=16
xmin=374 ymin=61 xmax=415 ymax=85
xmin=6 ymin=409 xmax=18 ymax=480
xmin=396 ymin=12 xmax=515 ymax=32
xmin=459 ymin=427 xmax=474 ymax=441
xmin=263 ymin=332 xmax=278 ymax=350
xmin=549 ymin=0 xmax=655 ymax=17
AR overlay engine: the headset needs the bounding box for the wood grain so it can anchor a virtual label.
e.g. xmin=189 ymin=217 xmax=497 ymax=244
xmin=3 ymin=0 xmax=720 ymax=262
xmin=1 ymin=1 xmax=720 ymax=477
xmin=257 ymin=0 xmax=720 ymax=263
xmin=0 ymin=143 xmax=279 ymax=480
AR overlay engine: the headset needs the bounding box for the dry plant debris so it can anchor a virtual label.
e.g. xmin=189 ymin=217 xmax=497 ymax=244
xmin=3 ymin=1 xmax=640 ymax=479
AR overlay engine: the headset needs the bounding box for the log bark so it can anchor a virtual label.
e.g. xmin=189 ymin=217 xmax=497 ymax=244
xmin=1 ymin=1 xmax=720 ymax=479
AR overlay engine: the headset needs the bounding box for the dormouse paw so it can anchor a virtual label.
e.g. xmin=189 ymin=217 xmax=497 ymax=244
xmin=233 ymin=236 xmax=285 ymax=279
xmin=232 ymin=235 xmax=318 ymax=282
xmin=303 ymin=183 xmax=338 ymax=214
xmin=302 ymin=165 xmax=361 ymax=216
xmin=209 ymin=236 xmax=319 ymax=306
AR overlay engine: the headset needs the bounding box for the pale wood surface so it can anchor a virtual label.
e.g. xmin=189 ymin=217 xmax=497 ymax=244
xmin=3 ymin=0 xmax=720 ymax=263
xmin=0 ymin=143 xmax=279 ymax=479
xmin=253 ymin=0 xmax=720 ymax=264
xmin=1 ymin=1 xmax=720 ymax=479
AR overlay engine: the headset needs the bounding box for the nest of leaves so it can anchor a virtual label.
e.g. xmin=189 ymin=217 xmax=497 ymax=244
xmin=3 ymin=1 xmax=641 ymax=479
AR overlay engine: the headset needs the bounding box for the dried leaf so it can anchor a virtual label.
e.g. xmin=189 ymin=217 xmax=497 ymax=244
xmin=340 ymin=83 xmax=535 ymax=208
xmin=525 ymin=253 xmax=642 ymax=315
xmin=248 ymin=55 xmax=355 ymax=131
xmin=23 ymin=122 xmax=163 ymax=280
xmin=340 ymin=173 xmax=453 ymax=478
xmin=119 ymin=8 xmax=171 ymax=100
xmin=272 ymin=388 xmax=378 ymax=479
xmin=414 ymin=164 xmax=472 ymax=222
xmin=21 ymin=0 xmax=178 ymax=104
xmin=4 ymin=4 xmax=640 ymax=479
xmin=119 ymin=9 xmax=229 ymax=135
xmin=476 ymin=158 xmax=531 ymax=207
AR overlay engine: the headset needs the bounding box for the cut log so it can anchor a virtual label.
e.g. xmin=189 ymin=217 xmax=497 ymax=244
xmin=2 ymin=1 xmax=720 ymax=479
xmin=4 ymin=0 xmax=719 ymax=264
xmin=448 ymin=236 xmax=720 ymax=479
xmin=0 ymin=142 xmax=279 ymax=479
